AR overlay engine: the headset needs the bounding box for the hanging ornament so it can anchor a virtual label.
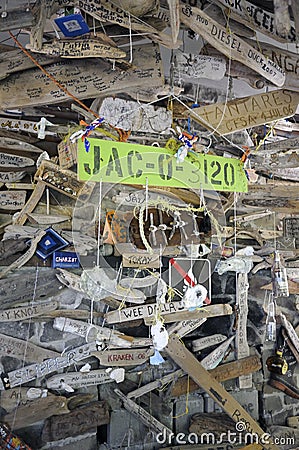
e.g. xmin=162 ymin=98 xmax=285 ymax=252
xmin=151 ymin=319 xmax=169 ymax=351
xmin=182 ymin=283 xmax=208 ymax=310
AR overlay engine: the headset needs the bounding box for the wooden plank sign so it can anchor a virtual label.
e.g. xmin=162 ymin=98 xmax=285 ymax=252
xmin=0 ymin=190 xmax=26 ymax=210
xmin=92 ymin=348 xmax=154 ymax=366
xmin=0 ymin=387 xmax=48 ymax=413
xmin=41 ymin=401 xmax=110 ymax=443
xmin=192 ymin=334 xmax=227 ymax=351
xmin=46 ymin=368 xmax=124 ymax=389
xmin=0 ymin=171 xmax=26 ymax=183
xmin=0 ymin=300 xmax=58 ymax=322
xmin=0 ymin=332 xmax=59 ymax=363
xmin=27 ymin=37 xmax=126 ymax=59
xmin=186 ymin=90 xmax=299 ymax=136
xmin=0 ymin=44 xmax=163 ymax=109
xmin=57 ymin=138 xmax=77 ymax=169
xmin=215 ymin=0 xmax=296 ymax=43
xmin=78 ymin=138 xmax=248 ymax=193
xmin=180 ymin=4 xmax=285 ymax=86
xmin=123 ymin=252 xmax=160 ymax=268
xmin=0 ymin=152 xmax=34 ymax=168
xmin=105 ymin=302 xmax=232 ymax=324
xmin=1 ymin=342 xmax=96 ymax=389
xmin=4 ymin=394 xmax=71 ymax=430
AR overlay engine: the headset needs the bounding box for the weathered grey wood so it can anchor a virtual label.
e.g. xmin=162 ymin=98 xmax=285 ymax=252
xmin=4 ymin=394 xmax=70 ymax=429
xmin=167 ymin=0 xmax=180 ymax=44
xmin=180 ymin=4 xmax=285 ymax=86
xmin=0 ymin=137 xmax=43 ymax=154
xmin=92 ymin=348 xmax=154 ymax=366
xmin=185 ymin=90 xmax=299 ymax=135
xmin=0 ymin=332 xmax=59 ymax=363
xmin=0 ymin=44 xmax=163 ymax=109
xmin=0 ymin=300 xmax=58 ymax=322
xmin=0 ymin=229 xmax=46 ymax=279
xmin=27 ymin=36 xmax=126 ymax=59
xmin=170 ymin=355 xmax=262 ymax=397
xmin=291 ymin=0 xmax=299 ymax=43
xmin=167 ymin=318 xmax=207 ymax=338
xmin=30 ymin=0 xmax=50 ymax=51
xmin=200 ymin=336 xmax=235 ymax=370
xmin=13 ymin=180 xmax=45 ymax=225
xmin=123 ymin=252 xmax=160 ymax=268
xmin=0 ymin=190 xmax=26 ymax=211
xmin=41 ymin=401 xmax=110 ymax=442
xmin=2 ymin=342 xmax=97 ymax=389
xmin=273 ymin=0 xmax=291 ymax=38
xmin=5 ymin=183 xmax=35 ymax=190
xmin=165 ymin=335 xmax=278 ymax=450
xmin=0 ymin=8 xmax=35 ymax=31
xmin=287 ymin=416 xmax=299 ymax=428
xmin=174 ymin=53 xmax=226 ymax=81
xmin=215 ymin=0 xmax=296 ymax=43
xmin=114 ymin=389 xmax=172 ymax=437
xmin=127 ymin=369 xmax=184 ymax=399
xmin=0 ymin=267 xmax=63 ymax=308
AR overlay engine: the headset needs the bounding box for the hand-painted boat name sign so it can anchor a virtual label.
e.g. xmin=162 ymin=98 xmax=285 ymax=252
xmin=180 ymin=4 xmax=285 ymax=87
xmin=78 ymin=139 xmax=248 ymax=192
xmin=217 ymin=0 xmax=296 ymax=42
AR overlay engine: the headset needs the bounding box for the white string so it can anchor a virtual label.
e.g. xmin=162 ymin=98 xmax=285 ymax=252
xmin=96 ymin=179 xmax=103 ymax=267
xmin=128 ymin=13 xmax=133 ymax=64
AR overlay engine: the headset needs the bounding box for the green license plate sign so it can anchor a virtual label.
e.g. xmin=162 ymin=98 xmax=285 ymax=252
xmin=77 ymin=139 xmax=248 ymax=192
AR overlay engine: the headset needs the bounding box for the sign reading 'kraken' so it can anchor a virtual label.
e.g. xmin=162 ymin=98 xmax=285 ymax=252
xmin=78 ymin=139 xmax=248 ymax=192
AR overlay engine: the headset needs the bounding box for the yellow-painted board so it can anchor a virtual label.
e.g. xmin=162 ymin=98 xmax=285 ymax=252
xmin=77 ymin=139 xmax=248 ymax=193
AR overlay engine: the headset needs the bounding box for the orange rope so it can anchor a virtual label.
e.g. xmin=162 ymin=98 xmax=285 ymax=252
xmin=9 ymin=31 xmax=99 ymax=119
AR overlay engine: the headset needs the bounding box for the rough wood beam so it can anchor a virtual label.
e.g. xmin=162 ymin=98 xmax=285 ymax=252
xmin=0 ymin=9 xmax=35 ymax=31
xmin=273 ymin=0 xmax=291 ymax=38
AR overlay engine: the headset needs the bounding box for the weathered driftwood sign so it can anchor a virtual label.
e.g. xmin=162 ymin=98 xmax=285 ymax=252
xmin=27 ymin=36 xmax=126 ymax=59
xmin=145 ymin=304 xmax=233 ymax=324
xmin=0 ymin=190 xmax=26 ymax=210
xmin=167 ymin=317 xmax=207 ymax=338
xmin=0 ymin=229 xmax=46 ymax=279
xmin=165 ymin=334 xmax=279 ymax=450
xmin=180 ymin=4 xmax=285 ymax=86
xmin=0 ymin=152 xmax=34 ymax=168
xmin=92 ymin=348 xmax=154 ymax=366
xmin=192 ymin=334 xmax=227 ymax=352
xmin=1 ymin=342 xmax=96 ymax=389
xmin=58 ymin=138 xmax=77 ymax=169
xmin=4 ymin=394 xmax=71 ymax=429
xmin=0 ymin=136 xmax=43 ymax=154
xmin=0 ymin=171 xmax=26 ymax=183
xmin=46 ymin=368 xmax=122 ymax=389
xmin=215 ymin=0 xmax=296 ymax=43
xmin=105 ymin=301 xmax=232 ymax=324
xmin=0 ymin=387 xmax=48 ymax=412
xmin=200 ymin=336 xmax=235 ymax=370
xmin=0 ymin=300 xmax=58 ymax=322
xmin=0 ymin=332 xmax=59 ymax=363
xmin=123 ymin=252 xmax=160 ymax=268
xmin=41 ymin=401 xmax=110 ymax=442
xmin=0 ymin=49 xmax=56 ymax=80
xmin=171 ymin=355 xmax=262 ymax=397
xmin=186 ymin=90 xmax=299 ymax=136
xmin=0 ymin=44 xmax=163 ymax=109
xmin=13 ymin=181 xmax=45 ymax=226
